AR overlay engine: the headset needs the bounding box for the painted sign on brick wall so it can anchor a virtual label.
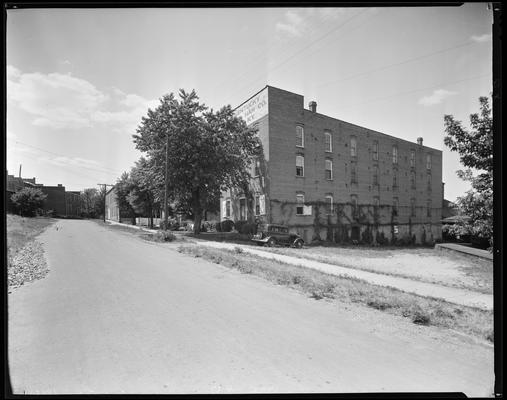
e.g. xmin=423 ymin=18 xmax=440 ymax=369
xmin=235 ymin=87 xmax=268 ymax=125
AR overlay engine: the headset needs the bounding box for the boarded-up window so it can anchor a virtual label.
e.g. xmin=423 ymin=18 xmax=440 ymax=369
xmin=325 ymin=195 xmax=333 ymax=214
xmin=372 ymin=141 xmax=379 ymax=161
xmin=351 ymin=163 xmax=357 ymax=184
xmin=296 ymin=126 xmax=304 ymax=147
xmin=350 ymin=137 xmax=357 ymax=157
xmin=410 ymin=150 xmax=415 ymax=167
xmin=426 ymin=154 xmax=432 ymax=170
xmin=392 ymin=145 xmax=398 ymax=164
xmin=325 ymin=132 xmax=332 ymax=152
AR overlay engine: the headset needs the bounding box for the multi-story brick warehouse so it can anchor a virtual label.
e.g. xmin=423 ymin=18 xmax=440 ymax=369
xmin=220 ymin=86 xmax=443 ymax=245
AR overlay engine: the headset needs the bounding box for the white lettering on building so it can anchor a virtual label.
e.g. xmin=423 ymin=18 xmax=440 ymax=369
xmin=235 ymin=88 xmax=268 ymax=125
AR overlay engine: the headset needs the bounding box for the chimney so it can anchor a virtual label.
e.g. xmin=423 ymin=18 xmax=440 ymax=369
xmin=58 ymin=184 xmax=62 ymax=187
xmin=417 ymin=137 xmax=423 ymax=146
xmin=309 ymin=101 xmax=317 ymax=113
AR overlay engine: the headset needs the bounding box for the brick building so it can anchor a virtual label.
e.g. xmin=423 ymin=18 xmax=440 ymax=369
xmin=105 ymin=186 xmax=121 ymax=222
xmin=6 ymin=171 xmax=82 ymax=217
xmin=221 ymin=86 xmax=443 ymax=245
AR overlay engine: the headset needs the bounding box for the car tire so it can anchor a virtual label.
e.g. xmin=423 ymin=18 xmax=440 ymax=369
xmin=294 ymin=239 xmax=303 ymax=249
xmin=267 ymin=238 xmax=276 ymax=247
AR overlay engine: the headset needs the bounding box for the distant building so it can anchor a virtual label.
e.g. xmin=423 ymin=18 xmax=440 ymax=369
xmin=221 ymin=86 xmax=443 ymax=245
xmin=105 ymin=186 xmax=120 ymax=222
xmin=6 ymin=171 xmax=82 ymax=217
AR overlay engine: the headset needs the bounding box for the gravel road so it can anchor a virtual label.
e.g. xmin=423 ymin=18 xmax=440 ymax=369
xmin=8 ymin=220 xmax=494 ymax=395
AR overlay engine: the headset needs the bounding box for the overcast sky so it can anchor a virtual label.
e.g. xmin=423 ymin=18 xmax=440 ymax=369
xmin=6 ymin=4 xmax=492 ymax=201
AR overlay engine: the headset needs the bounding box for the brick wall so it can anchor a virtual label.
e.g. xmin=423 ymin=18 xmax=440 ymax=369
xmin=39 ymin=185 xmax=66 ymax=216
xmin=222 ymin=86 xmax=443 ymax=244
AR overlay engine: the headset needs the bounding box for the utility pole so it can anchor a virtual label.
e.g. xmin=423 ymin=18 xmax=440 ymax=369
xmin=163 ymin=133 xmax=169 ymax=231
xmin=98 ymin=183 xmax=114 ymax=223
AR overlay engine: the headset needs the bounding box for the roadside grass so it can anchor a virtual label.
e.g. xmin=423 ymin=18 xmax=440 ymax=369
xmin=6 ymin=214 xmax=56 ymax=257
xmin=177 ymin=244 xmax=493 ymax=343
xmin=6 ymin=213 xmax=56 ymax=289
xmin=253 ymin=245 xmax=493 ymax=294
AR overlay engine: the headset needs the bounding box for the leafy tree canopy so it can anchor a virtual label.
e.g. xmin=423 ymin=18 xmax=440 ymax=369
xmin=133 ymin=89 xmax=261 ymax=233
xmin=11 ymin=187 xmax=47 ymax=217
xmin=443 ymin=96 xmax=493 ymax=249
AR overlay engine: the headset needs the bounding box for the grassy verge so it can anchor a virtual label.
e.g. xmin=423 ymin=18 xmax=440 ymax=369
xmin=7 ymin=214 xmax=56 ymax=257
xmin=177 ymin=244 xmax=493 ymax=343
xmin=7 ymin=214 xmax=56 ymax=289
xmin=249 ymin=245 xmax=493 ymax=295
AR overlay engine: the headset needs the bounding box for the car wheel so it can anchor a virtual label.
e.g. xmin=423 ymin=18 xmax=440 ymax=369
xmin=294 ymin=239 xmax=303 ymax=249
xmin=267 ymin=238 xmax=276 ymax=247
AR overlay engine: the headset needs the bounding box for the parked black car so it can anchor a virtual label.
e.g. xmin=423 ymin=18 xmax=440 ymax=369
xmin=251 ymin=224 xmax=304 ymax=248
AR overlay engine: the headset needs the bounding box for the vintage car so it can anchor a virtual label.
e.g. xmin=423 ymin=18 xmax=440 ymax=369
xmin=251 ymin=224 xmax=304 ymax=248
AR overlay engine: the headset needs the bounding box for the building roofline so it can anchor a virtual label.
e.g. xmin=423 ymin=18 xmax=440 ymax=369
xmin=236 ymin=85 xmax=443 ymax=154
xmin=303 ymin=109 xmax=443 ymax=154
xmin=233 ymin=85 xmax=269 ymax=112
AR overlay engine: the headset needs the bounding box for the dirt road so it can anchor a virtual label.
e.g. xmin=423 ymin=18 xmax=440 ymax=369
xmin=8 ymin=220 xmax=494 ymax=395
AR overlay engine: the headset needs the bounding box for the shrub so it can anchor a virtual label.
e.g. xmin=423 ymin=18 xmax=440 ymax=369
xmin=239 ymin=223 xmax=257 ymax=235
xmin=220 ymin=219 xmax=235 ymax=232
xmin=152 ymin=231 xmax=177 ymax=242
xmin=11 ymin=188 xmax=47 ymax=217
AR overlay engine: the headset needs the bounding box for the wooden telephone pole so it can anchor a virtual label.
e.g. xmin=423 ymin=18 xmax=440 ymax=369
xmin=97 ymin=183 xmax=114 ymax=223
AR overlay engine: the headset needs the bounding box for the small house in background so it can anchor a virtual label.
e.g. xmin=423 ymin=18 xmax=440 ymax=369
xmin=105 ymin=186 xmax=120 ymax=222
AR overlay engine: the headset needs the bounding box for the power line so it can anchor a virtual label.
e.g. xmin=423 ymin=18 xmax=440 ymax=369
xmin=336 ymin=73 xmax=492 ymax=110
xmin=315 ymin=41 xmax=476 ymax=88
xmin=232 ymin=8 xmax=369 ymax=102
xmin=10 ymin=140 xmax=123 ymax=175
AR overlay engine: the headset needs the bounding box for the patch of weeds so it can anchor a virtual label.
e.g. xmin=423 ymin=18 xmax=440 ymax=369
xmin=367 ymin=299 xmax=393 ymax=311
xmin=403 ymin=305 xmax=431 ymax=325
xmin=234 ymin=246 xmax=244 ymax=254
xmin=147 ymin=231 xmax=177 ymax=242
xmin=292 ymin=275 xmax=303 ymax=285
xmin=486 ymin=329 xmax=494 ymax=343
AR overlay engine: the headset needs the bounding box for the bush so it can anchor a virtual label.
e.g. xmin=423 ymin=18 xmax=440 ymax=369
xmin=239 ymin=222 xmax=257 ymax=235
xmin=152 ymin=231 xmax=177 ymax=242
xmin=11 ymin=188 xmax=47 ymax=217
xmin=220 ymin=219 xmax=235 ymax=232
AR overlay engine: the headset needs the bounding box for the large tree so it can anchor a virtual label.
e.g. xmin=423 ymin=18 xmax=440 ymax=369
xmin=10 ymin=187 xmax=47 ymax=217
xmin=80 ymin=188 xmax=99 ymax=218
xmin=443 ymin=96 xmax=493 ymax=249
xmin=127 ymin=157 xmax=162 ymax=229
xmin=133 ymin=89 xmax=260 ymax=234
xmin=115 ymin=172 xmax=137 ymax=225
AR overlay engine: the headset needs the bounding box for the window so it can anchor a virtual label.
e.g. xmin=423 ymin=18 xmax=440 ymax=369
xmin=254 ymin=158 xmax=261 ymax=177
xmin=372 ymin=141 xmax=379 ymax=161
xmin=426 ymin=154 xmax=432 ymax=170
xmin=411 ymin=198 xmax=416 ymax=217
xmin=373 ymin=166 xmax=379 ymax=186
xmin=350 ymin=137 xmax=357 ymax=157
xmin=239 ymin=197 xmax=247 ymax=220
xmin=325 ymin=132 xmax=332 ymax=152
xmin=392 ymin=197 xmax=398 ymax=217
xmin=392 ymin=171 xmax=398 ymax=190
xmin=325 ymin=159 xmax=333 ymax=180
xmin=226 ymin=199 xmax=231 ymax=218
xmin=410 ymin=171 xmax=416 ymax=189
xmin=255 ymin=195 xmax=260 ymax=216
xmin=427 ymin=200 xmax=432 ymax=218
xmin=296 ymin=126 xmax=304 ymax=147
xmin=325 ymin=195 xmax=333 ymax=214
xmin=392 ymin=145 xmax=398 ymax=164
xmin=296 ymin=155 xmax=304 ymax=177
xmin=296 ymin=194 xmax=305 ymax=215
xmin=427 ymin=173 xmax=432 ymax=191
xmin=410 ymin=150 xmax=415 ymax=168
xmin=351 ymin=163 xmax=357 ymax=184
xmin=351 ymin=195 xmax=358 ymax=216
xmin=373 ymin=196 xmax=380 ymax=216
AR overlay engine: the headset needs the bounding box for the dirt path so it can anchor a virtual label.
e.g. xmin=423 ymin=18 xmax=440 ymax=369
xmin=8 ymin=220 xmax=494 ymax=395
xmin=191 ymin=239 xmax=493 ymax=310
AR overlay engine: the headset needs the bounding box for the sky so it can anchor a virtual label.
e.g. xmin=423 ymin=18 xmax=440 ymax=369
xmin=6 ymin=4 xmax=493 ymax=201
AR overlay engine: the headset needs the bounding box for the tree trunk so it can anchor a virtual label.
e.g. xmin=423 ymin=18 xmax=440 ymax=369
xmin=193 ymin=209 xmax=203 ymax=235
